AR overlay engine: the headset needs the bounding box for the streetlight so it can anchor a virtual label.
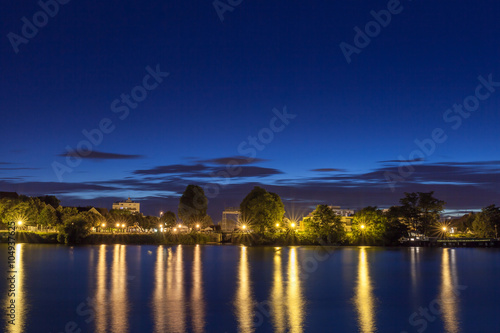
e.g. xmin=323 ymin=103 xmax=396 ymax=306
xmin=116 ymin=223 xmax=120 ymax=228
xmin=242 ymin=225 xmax=247 ymax=230
xmin=360 ymin=224 xmax=365 ymax=230
xmin=178 ymin=224 xmax=181 ymax=228
xmin=17 ymin=220 xmax=22 ymax=226
xmin=291 ymin=223 xmax=296 ymax=228
xmin=122 ymin=223 xmax=125 ymax=228
xmin=173 ymin=228 xmax=177 ymax=232
xmin=442 ymin=226 xmax=447 ymax=232
xmin=276 ymin=223 xmax=280 ymax=227
xmin=196 ymin=224 xmax=200 ymax=228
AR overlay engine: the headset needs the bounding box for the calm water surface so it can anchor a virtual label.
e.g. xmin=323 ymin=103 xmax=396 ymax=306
xmin=1 ymin=244 xmax=499 ymax=333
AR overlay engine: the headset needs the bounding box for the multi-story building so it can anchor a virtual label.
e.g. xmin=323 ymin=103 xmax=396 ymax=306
xmin=112 ymin=197 xmax=140 ymax=213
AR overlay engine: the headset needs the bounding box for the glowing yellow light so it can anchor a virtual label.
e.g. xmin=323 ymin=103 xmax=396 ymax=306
xmin=159 ymin=224 xmax=162 ymax=228
xmin=174 ymin=228 xmax=177 ymax=232
xmin=178 ymin=224 xmax=181 ymax=228
xmin=196 ymin=224 xmax=200 ymax=228
xmin=276 ymin=223 xmax=280 ymax=227
xmin=242 ymin=225 xmax=247 ymax=230
xmin=160 ymin=211 xmax=163 ymax=216
xmin=122 ymin=223 xmax=125 ymax=228
xmin=360 ymin=225 xmax=365 ymax=229
xmin=442 ymin=227 xmax=447 ymax=232
xmin=291 ymin=223 xmax=296 ymax=228
xmin=17 ymin=220 xmax=22 ymax=225
xmin=116 ymin=223 xmax=120 ymax=227
xmin=101 ymin=223 xmax=106 ymax=227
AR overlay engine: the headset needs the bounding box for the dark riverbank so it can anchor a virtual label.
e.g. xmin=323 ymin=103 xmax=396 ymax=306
xmin=2 ymin=231 xmax=499 ymax=247
xmin=0 ymin=231 xmax=218 ymax=245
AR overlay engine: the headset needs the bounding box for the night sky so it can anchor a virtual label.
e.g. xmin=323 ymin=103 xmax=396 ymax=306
xmin=1 ymin=0 xmax=499 ymax=219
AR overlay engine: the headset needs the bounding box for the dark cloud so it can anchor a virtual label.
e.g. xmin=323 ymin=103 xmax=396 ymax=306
xmin=4 ymin=160 xmax=500 ymax=218
xmin=133 ymin=163 xmax=282 ymax=178
xmin=311 ymin=168 xmax=345 ymax=172
xmin=378 ymin=158 xmax=425 ymax=163
xmin=133 ymin=164 xmax=208 ymax=175
xmin=197 ymin=156 xmax=269 ymax=166
xmin=59 ymin=150 xmax=144 ymax=160
xmin=0 ymin=180 xmax=117 ymax=195
xmin=436 ymin=161 xmax=500 ymax=166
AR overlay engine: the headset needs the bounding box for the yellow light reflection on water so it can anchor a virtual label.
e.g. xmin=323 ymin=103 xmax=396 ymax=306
xmin=111 ymin=245 xmax=129 ymax=333
xmin=4 ymin=244 xmax=26 ymax=333
xmin=354 ymin=247 xmax=376 ymax=333
xmin=165 ymin=245 xmax=186 ymax=332
xmin=95 ymin=245 xmax=108 ymax=332
xmin=191 ymin=245 xmax=206 ymax=333
xmin=153 ymin=246 xmax=166 ymax=332
xmin=235 ymin=246 xmax=255 ymax=333
xmin=270 ymin=248 xmax=285 ymax=332
xmin=440 ymin=249 xmax=460 ymax=333
xmin=286 ymin=248 xmax=305 ymax=333
xmin=153 ymin=245 xmax=205 ymax=333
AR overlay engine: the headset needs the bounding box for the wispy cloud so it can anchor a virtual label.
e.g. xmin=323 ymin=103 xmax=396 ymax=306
xmin=311 ymin=168 xmax=345 ymax=172
xmin=196 ymin=156 xmax=269 ymax=166
xmin=133 ymin=163 xmax=282 ymax=178
xmin=378 ymin=158 xmax=425 ymax=164
xmin=58 ymin=150 xmax=144 ymax=160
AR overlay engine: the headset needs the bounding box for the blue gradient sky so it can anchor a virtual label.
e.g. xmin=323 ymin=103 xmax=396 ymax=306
xmin=1 ymin=0 xmax=500 ymax=218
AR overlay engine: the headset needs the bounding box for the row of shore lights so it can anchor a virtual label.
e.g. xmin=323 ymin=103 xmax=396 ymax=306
xmin=158 ymin=224 xmax=200 ymax=232
xmin=240 ymin=222 xmax=297 ymax=230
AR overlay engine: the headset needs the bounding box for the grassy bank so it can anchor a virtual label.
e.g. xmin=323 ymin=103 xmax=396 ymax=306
xmin=0 ymin=231 xmax=218 ymax=245
xmin=231 ymin=232 xmax=327 ymax=246
xmin=0 ymin=231 xmax=59 ymax=244
xmin=83 ymin=232 xmax=217 ymax=245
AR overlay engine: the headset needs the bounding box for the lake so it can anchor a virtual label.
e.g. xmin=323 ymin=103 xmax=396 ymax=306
xmin=1 ymin=244 xmax=499 ymax=332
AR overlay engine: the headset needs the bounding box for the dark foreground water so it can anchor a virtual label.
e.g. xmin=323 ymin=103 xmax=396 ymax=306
xmin=1 ymin=244 xmax=499 ymax=333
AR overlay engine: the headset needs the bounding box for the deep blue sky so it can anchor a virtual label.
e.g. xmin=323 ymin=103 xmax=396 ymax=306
xmin=1 ymin=0 xmax=500 ymax=219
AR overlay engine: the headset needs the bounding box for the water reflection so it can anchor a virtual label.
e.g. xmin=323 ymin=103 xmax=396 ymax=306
xmin=166 ymin=246 xmax=186 ymax=332
xmin=287 ymin=248 xmax=305 ymax=333
xmin=440 ymin=249 xmax=461 ymax=333
xmin=152 ymin=246 xmax=166 ymax=332
xmin=354 ymin=247 xmax=376 ymax=333
xmin=235 ymin=246 xmax=255 ymax=333
xmin=95 ymin=245 xmax=108 ymax=332
xmin=191 ymin=245 xmax=206 ymax=333
xmin=4 ymin=243 xmax=26 ymax=333
xmin=270 ymin=248 xmax=285 ymax=332
xmin=152 ymin=245 xmax=206 ymax=332
xmin=94 ymin=245 xmax=129 ymax=333
xmin=268 ymin=248 xmax=305 ymax=332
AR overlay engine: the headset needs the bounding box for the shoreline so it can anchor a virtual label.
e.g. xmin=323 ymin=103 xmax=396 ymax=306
xmin=1 ymin=231 xmax=499 ymax=248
